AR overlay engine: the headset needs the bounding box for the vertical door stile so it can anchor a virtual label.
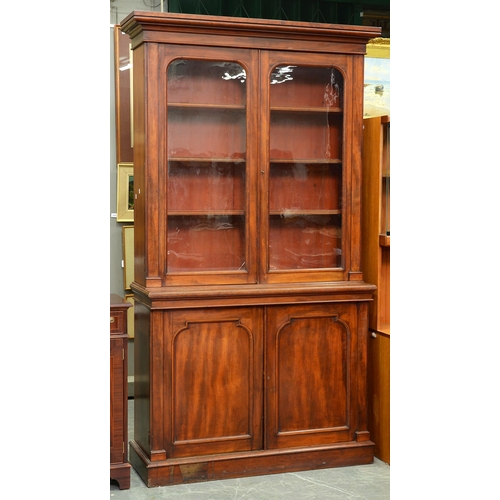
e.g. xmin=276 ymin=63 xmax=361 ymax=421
xmin=259 ymin=50 xmax=270 ymax=284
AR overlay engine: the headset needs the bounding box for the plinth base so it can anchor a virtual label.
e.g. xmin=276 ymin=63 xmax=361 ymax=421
xmin=129 ymin=440 xmax=375 ymax=488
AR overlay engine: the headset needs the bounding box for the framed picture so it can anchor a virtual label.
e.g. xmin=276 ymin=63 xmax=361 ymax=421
xmin=125 ymin=294 xmax=135 ymax=338
xmin=364 ymin=38 xmax=390 ymax=118
xmin=117 ymin=163 xmax=134 ymax=222
xmin=114 ymin=25 xmax=133 ymax=163
xmin=122 ymin=225 xmax=134 ymax=290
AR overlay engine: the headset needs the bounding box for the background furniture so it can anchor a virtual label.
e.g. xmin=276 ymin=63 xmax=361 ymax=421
xmin=110 ymin=294 xmax=132 ymax=489
xmin=121 ymin=11 xmax=380 ymax=487
xmin=362 ymin=114 xmax=390 ymax=463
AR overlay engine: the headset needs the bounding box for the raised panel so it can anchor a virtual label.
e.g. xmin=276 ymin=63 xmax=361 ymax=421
xmin=266 ymin=304 xmax=355 ymax=449
xmin=167 ymin=307 xmax=263 ymax=457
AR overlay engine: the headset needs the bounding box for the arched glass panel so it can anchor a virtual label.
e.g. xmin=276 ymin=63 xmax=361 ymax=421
xmin=166 ymin=59 xmax=247 ymax=273
xmin=268 ymin=65 xmax=344 ymax=270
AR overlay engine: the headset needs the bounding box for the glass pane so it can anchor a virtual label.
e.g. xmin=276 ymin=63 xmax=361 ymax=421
xmin=166 ymin=59 xmax=247 ymax=273
xmin=268 ymin=65 xmax=344 ymax=270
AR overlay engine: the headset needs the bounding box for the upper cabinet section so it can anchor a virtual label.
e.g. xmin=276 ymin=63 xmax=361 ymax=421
xmin=121 ymin=12 xmax=381 ymax=289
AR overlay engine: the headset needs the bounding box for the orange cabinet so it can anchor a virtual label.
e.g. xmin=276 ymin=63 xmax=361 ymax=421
xmin=362 ymin=115 xmax=390 ymax=463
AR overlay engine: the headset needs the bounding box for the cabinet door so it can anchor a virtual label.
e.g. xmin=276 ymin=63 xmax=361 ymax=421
xmin=165 ymin=307 xmax=263 ymax=458
xmin=265 ymin=303 xmax=360 ymax=449
xmin=259 ymin=51 xmax=353 ymax=283
xmin=159 ymin=45 xmax=259 ymax=286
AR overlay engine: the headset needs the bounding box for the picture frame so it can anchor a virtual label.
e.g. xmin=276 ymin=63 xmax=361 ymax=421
xmin=364 ymin=37 xmax=390 ymax=118
xmin=114 ymin=25 xmax=133 ymax=163
xmin=122 ymin=225 xmax=134 ymax=290
xmin=117 ymin=163 xmax=134 ymax=222
xmin=125 ymin=294 xmax=135 ymax=338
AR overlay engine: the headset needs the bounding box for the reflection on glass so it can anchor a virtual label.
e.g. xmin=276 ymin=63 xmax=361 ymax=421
xmin=270 ymin=65 xmax=296 ymax=84
xmin=268 ymin=65 xmax=344 ymax=270
xmin=166 ymin=59 xmax=247 ymax=273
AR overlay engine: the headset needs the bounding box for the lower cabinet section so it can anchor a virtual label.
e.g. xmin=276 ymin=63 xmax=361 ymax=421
xmin=130 ymin=292 xmax=374 ymax=487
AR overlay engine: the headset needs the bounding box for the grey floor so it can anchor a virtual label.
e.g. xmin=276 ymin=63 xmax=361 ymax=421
xmin=110 ymin=400 xmax=390 ymax=499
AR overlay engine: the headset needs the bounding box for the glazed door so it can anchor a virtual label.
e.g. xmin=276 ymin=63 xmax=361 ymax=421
xmin=159 ymin=45 xmax=259 ymax=286
xmin=265 ymin=303 xmax=360 ymax=449
xmin=259 ymin=51 xmax=353 ymax=284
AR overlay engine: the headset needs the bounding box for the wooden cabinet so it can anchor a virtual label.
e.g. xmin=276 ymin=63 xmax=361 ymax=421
xmin=361 ymin=115 xmax=390 ymax=463
xmin=120 ymin=11 xmax=381 ymax=487
xmin=110 ymin=294 xmax=132 ymax=489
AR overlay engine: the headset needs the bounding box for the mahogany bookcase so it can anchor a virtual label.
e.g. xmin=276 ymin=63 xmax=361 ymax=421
xmin=120 ymin=11 xmax=380 ymax=487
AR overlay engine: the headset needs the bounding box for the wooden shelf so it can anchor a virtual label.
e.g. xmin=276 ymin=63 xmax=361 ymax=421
xmin=269 ymin=209 xmax=341 ymax=216
xmin=169 ymin=102 xmax=245 ymax=111
xmin=270 ymin=106 xmax=342 ymax=113
xmin=377 ymin=324 xmax=390 ymax=336
xmin=270 ymin=158 xmax=341 ymax=164
xmin=168 ymin=157 xmax=246 ymax=163
xmin=169 ymin=211 xmax=245 ymax=216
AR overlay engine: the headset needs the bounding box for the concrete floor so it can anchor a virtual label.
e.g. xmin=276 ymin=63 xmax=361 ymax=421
xmin=110 ymin=400 xmax=390 ymax=499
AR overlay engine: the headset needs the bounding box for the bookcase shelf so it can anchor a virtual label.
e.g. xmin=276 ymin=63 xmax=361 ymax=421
xmin=269 ymin=158 xmax=341 ymax=163
xmin=168 ymin=157 xmax=245 ymax=162
xmin=269 ymin=210 xmax=341 ymax=215
xmin=169 ymin=211 xmax=246 ymax=216
xmin=169 ymin=103 xmax=246 ymax=111
xmin=270 ymin=106 xmax=342 ymax=113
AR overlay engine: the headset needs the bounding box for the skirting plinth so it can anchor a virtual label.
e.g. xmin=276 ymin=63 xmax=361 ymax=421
xmin=129 ymin=439 xmax=375 ymax=488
